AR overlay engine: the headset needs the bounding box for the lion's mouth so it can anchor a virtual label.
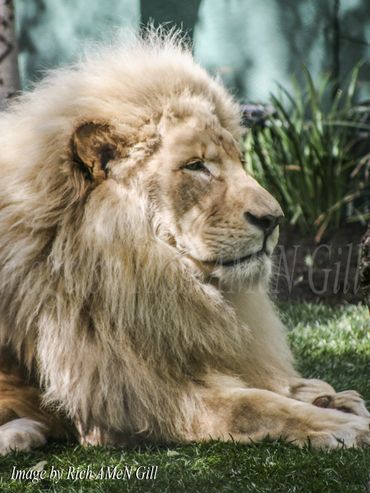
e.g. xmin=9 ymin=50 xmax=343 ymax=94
xmin=204 ymin=248 xmax=267 ymax=268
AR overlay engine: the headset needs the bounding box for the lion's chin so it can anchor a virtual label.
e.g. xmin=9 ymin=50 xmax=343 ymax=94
xmin=194 ymin=252 xmax=272 ymax=290
xmin=218 ymin=254 xmax=271 ymax=285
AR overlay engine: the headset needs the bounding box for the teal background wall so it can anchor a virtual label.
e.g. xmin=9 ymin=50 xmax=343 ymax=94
xmin=15 ymin=0 xmax=370 ymax=102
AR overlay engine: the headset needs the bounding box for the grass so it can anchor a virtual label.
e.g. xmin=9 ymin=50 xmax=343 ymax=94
xmin=0 ymin=303 xmax=369 ymax=493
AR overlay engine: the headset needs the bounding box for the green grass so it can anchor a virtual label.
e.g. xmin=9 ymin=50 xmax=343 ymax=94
xmin=0 ymin=303 xmax=369 ymax=493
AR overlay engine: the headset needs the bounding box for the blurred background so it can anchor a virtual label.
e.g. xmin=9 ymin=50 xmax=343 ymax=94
xmin=13 ymin=0 xmax=370 ymax=101
xmin=1 ymin=0 xmax=370 ymax=304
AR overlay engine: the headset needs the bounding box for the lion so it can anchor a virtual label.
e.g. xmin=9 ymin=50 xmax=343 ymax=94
xmin=0 ymin=31 xmax=369 ymax=455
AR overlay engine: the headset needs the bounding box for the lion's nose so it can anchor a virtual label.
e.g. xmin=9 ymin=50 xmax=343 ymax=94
xmin=244 ymin=212 xmax=283 ymax=236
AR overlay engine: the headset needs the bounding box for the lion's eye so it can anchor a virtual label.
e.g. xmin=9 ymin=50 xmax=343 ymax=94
xmin=183 ymin=161 xmax=209 ymax=173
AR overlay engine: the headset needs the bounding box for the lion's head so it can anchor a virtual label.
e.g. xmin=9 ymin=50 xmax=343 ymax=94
xmin=70 ymin=90 xmax=282 ymax=289
xmin=0 ymin=31 xmax=282 ymax=291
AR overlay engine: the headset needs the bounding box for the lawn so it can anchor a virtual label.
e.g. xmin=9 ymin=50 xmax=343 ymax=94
xmin=0 ymin=303 xmax=369 ymax=493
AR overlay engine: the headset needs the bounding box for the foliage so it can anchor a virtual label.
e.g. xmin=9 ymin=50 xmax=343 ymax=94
xmin=243 ymin=66 xmax=370 ymax=241
xmin=0 ymin=303 xmax=369 ymax=493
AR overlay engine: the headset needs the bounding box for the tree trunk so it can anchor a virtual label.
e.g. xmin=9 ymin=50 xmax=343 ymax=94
xmin=360 ymin=223 xmax=370 ymax=311
xmin=0 ymin=0 xmax=20 ymax=109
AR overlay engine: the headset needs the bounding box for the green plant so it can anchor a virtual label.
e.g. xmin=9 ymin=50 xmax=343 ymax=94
xmin=243 ymin=65 xmax=370 ymax=241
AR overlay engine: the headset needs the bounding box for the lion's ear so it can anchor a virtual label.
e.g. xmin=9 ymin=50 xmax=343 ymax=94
xmin=71 ymin=123 xmax=121 ymax=182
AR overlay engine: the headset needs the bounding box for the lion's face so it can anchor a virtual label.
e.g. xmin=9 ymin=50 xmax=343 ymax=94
xmin=146 ymin=113 xmax=283 ymax=285
xmin=72 ymin=108 xmax=282 ymax=287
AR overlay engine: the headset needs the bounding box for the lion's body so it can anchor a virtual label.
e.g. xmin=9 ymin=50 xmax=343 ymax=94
xmin=0 ymin=32 xmax=369 ymax=454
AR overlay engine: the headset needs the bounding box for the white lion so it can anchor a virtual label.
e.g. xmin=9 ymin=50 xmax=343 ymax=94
xmin=0 ymin=31 xmax=369 ymax=455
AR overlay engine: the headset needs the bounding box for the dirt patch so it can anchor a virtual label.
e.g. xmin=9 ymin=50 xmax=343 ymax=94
xmin=271 ymin=223 xmax=367 ymax=305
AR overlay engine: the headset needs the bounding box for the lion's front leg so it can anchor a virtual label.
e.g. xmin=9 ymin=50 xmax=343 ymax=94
xmin=200 ymin=385 xmax=370 ymax=449
xmin=288 ymin=378 xmax=370 ymax=418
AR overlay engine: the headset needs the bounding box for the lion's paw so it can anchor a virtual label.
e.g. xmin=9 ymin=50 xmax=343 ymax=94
xmin=0 ymin=418 xmax=46 ymax=455
xmin=304 ymin=411 xmax=370 ymax=449
xmin=313 ymin=390 xmax=370 ymax=418
xmin=290 ymin=379 xmax=370 ymax=418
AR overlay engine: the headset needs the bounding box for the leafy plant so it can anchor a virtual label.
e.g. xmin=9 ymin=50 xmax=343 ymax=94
xmin=243 ymin=65 xmax=370 ymax=241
